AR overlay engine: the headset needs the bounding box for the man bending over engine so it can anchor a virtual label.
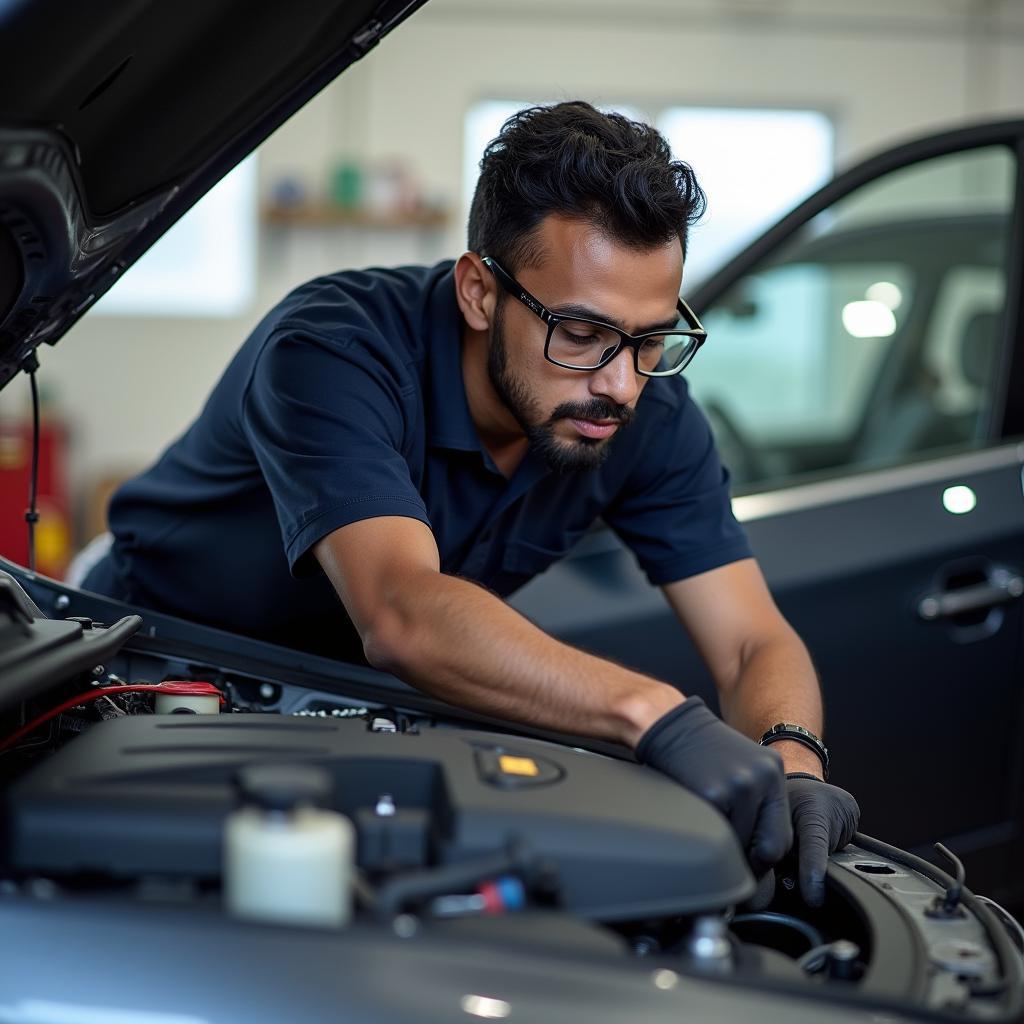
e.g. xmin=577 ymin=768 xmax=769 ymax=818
xmin=84 ymin=102 xmax=859 ymax=904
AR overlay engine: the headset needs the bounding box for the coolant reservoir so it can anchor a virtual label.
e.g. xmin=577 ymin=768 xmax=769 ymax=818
xmin=224 ymin=764 xmax=354 ymax=928
xmin=154 ymin=681 xmax=222 ymax=715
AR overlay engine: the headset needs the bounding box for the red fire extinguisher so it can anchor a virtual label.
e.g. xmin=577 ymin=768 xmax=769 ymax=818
xmin=0 ymin=407 xmax=72 ymax=580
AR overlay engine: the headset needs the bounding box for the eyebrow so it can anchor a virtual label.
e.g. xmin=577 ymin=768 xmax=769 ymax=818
xmin=549 ymin=302 xmax=683 ymax=335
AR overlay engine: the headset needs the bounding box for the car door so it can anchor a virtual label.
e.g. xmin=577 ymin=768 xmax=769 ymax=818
xmin=508 ymin=121 xmax=1024 ymax=907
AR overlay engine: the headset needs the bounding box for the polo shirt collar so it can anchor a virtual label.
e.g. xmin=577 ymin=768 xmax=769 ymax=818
xmin=426 ymin=267 xmax=483 ymax=454
xmin=425 ymin=266 xmax=552 ymax=496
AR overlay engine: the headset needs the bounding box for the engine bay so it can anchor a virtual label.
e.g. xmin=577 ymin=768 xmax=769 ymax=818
xmin=1 ymin=569 xmax=1022 ymax=1023
xmin=6 ymin=707 xmax=755 ymax=920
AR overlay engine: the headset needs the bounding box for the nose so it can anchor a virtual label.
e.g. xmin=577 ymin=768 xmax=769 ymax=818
xmin=588 ymin=346 xmax=640 ymax=407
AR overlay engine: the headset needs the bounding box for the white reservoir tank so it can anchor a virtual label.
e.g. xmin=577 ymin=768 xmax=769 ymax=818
xmin=224 ymin=764 xmax=354 ymax=928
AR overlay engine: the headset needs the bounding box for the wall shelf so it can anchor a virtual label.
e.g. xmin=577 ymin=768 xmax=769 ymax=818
xmin=261 ymin=203 xmax=449 ymax=230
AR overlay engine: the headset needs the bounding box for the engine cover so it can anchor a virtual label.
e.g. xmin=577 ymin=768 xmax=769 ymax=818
xmin=5 ymin=713 xmax=754 ymax=919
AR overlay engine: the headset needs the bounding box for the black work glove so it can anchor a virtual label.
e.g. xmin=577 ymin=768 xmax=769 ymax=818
xmin=786 ymin=773 xmax=860 ymax=907
xmin=636 ymin=697 xmax=793 ymax=875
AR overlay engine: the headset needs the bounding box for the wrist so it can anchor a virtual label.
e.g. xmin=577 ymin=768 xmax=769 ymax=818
xmin=617 ymin=682 xmax=686 ymax=749
xmin=770 ymin=738 xmax=825 ymax=779
xmin=760 ymin=722 xmax=829 ymax=780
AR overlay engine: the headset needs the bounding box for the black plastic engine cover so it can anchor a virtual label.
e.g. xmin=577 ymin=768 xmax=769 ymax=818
xmin=5 ymin=714 xmax=754 ymax=919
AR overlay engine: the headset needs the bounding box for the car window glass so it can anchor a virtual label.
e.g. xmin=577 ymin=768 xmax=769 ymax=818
xmin=687 ymin=145 xmax=1015 ymax=491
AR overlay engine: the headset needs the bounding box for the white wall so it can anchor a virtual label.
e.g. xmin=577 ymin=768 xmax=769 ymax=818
xmin=5 ymin=0 xmax=1023 ymax=534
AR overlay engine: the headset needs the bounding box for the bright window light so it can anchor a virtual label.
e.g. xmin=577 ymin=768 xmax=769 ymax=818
xmin=942 ymin=485 xmax=977 ymax=515
xmin=842 ymin=300 xmax=897 ymax=338
xmin=460 ymin=995 xmax=511 ymax=1019
xmin=463 ymin=104 xmax=832 ymax=290
xmin=866 ymin=281 xmax=903 ymax=309
xmin=657 ymin=107 xmax=833 ymax=285
xmin=94 ymin=155 xmax=258 ymax=317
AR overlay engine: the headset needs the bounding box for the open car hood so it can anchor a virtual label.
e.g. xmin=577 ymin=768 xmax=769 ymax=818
xmin=0 ymin=0 xmax=428 ymax=392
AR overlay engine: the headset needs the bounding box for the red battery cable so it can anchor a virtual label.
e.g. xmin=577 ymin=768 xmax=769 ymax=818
xmin=0 ymin=681 xmax=223 ymax=752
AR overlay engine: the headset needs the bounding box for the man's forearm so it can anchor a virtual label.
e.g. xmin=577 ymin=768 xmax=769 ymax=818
xmin=366 ymin=569 xmax=683 ymax=747
xmin=717 ymin=628 xmax=825 ymax=777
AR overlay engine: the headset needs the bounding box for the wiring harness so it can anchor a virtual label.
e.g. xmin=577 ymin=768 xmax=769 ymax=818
xmin=0 ymin=681 xmax=224 ymax=752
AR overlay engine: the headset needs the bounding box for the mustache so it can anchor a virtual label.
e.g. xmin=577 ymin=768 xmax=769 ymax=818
xmin=549 ymin=399 xmax=635 ymax=427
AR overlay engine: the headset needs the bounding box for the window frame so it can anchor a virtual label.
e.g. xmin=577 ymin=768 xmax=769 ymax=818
xmin=689 ymin=121 xmax=1024 ymax=454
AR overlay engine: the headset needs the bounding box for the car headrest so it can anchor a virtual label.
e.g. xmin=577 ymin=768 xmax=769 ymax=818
xmin=961 ymin=311 xmax=1000 ymax=387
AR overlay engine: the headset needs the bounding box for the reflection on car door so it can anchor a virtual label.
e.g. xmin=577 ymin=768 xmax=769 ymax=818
xmin=509 ymin=122 xmax=1024 ymax=907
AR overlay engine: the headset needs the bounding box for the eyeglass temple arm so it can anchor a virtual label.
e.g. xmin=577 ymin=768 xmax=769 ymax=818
xmin=677 ymin=296 xmax=707 ymax=336
xmin=482 ymin=257 xmax=555 ymax=325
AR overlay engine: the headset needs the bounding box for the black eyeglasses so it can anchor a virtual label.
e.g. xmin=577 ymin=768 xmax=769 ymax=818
xmin=482 ymin=256 xmax=706 ymax=378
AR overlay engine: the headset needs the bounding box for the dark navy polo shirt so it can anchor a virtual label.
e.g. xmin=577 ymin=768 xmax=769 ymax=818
xmin=92 ymin=262 xmax=751 ymax=660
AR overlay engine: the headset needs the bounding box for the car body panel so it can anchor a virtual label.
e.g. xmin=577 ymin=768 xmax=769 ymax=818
xmin=510 ymin=447 xmax=1024 ymax=867
xmin=0 ymin=895 xmax=903 ymax=1024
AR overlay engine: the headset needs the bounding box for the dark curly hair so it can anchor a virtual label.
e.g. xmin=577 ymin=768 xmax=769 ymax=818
xmin=467 ymin=101 xmax=706 ymax=272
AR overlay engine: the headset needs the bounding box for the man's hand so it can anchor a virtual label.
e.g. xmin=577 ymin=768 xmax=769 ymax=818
xmin=636 ymin=697 xmax=793 ymax=874
xmin=786 ymin=774 xmax=860 ymax=906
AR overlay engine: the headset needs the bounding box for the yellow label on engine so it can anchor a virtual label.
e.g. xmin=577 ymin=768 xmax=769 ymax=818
xmin=498 ymin=755 xmax=539 ymax=777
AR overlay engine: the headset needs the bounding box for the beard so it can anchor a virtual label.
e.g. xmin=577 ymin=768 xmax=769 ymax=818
xmin=487 ymin=299 xmax=634 ymax=474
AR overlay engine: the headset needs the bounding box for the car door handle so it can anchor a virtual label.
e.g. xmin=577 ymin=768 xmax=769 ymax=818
xmin=917 ymin=569 xmax=1024 ymax=621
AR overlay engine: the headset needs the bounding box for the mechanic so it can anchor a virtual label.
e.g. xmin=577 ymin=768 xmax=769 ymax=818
xmin=83 ymin=101 xmax=858 ymax=904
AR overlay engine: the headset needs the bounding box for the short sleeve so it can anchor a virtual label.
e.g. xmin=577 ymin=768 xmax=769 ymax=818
xmin=603 ymin=392 xmax=752 ymax=585
xmin=242 ymin=328 xmax=430 ymax=577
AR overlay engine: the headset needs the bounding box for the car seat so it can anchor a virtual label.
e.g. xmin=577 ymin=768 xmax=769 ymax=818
xmin=853 ymin=309 xmax=1000 ymax=466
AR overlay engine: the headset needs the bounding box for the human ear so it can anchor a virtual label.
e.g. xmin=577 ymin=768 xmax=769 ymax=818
xmin=453 ymin=252 xmax=495 ymax=332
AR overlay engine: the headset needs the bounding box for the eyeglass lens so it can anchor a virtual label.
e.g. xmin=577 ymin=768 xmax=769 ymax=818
xmin=548 ymin=320 xmax=698 ymax=375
